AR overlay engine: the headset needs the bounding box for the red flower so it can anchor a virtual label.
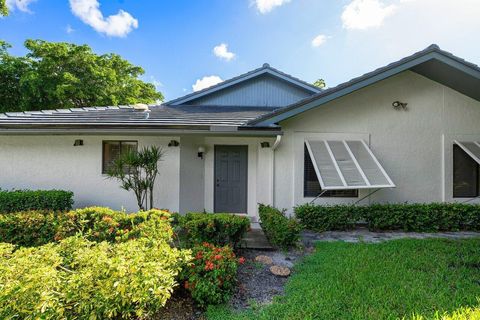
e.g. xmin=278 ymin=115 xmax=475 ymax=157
xmin=195 ymin=251 xmax=203 ymax=260
xmin=205 ymin=261 xmax=214 ymax=271
xmin=238 ymin=257 xmax=246 ymax=264
xmin=184 ymin=281 xmax=189 ymax=289
xmin=214 ymin=254 xmax=222 ymax=260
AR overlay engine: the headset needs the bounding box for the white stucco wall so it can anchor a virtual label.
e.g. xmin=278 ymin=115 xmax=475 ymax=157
xmin=179 ymin=136 xmax=205 ymax=213
xmin=0 ymin=135 xmax=180 ymax=212
xmin=274 ymin=71 xmax=480 ymax=212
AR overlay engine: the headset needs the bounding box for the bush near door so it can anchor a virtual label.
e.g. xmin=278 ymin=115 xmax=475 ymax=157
xmin=258 ymin=204 xmax=302 ymax=249
xmin=177 ymin=212 xmax=250 ymax=247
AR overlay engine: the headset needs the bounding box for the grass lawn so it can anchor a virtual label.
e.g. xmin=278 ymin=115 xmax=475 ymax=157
xmin=207 ymin=239 xmax=480 ymax=320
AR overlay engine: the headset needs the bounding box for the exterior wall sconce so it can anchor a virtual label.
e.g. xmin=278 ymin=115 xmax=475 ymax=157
xmin=392 ymin=101 xmax=408 ymax=110
xmin=73 ymin=139 xmax=84 ymax=146
xmin=168 ymin=140 xmax=180 ymax=147
xmin=260 ymin=142 xmax=270 ymax=148
xmin=197 ymin=146 xmax=205 ymax=159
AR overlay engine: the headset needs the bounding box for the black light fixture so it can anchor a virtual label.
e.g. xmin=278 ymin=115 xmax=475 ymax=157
xmin=392 ymin=101 xmax=408 ymax=110
xmin=260 ymin=141 xmax=270 ymax=148
xmin=197 ymin=146 xmax=205 ymax=159
xmin=73 ymin=139 xmax=84 ymax=146
xmin=168 ymin=140 xmax=180 ymax=147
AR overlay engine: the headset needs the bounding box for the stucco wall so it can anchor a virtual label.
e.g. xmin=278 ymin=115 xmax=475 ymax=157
xmin=0 ymin=135 xmax=180 ymax=212
xmin=275 ymin=71 xmax=480 ymax=212
xmin=179 ymin=136 xmax=205 ymax=213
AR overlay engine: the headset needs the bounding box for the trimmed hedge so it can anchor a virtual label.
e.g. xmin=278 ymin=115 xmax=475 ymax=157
xmin=0 ymin=189 xmax=73 ymax=213
xmin=258 ymin=204 xmax=301 ymax=249
xmin=178 ymin=212 xmax=250 ymax=247
xmin=0 ymin=207 xmax=173 ymax=247
xmin=295 ymin=203 xmax=480 ymax=232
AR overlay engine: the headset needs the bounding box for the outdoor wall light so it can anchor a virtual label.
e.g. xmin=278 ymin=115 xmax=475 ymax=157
xmin=392 ymin=101 xmax=408 ymax=110
xmin=73 ymin=139 xmax=84 ymax=146
xmin=260 ymin=141 xmax=270 ymax=148
xmin=197 ymin=146 xmax=206 ymax=159
xmin=168 ymin=140 xmax=180 ymax=147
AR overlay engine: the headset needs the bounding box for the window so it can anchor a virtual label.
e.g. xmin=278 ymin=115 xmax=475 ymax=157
xmin=304 ymin=144 xmax=358 ymax=198
xmin=453 ymin=144 xmax=480 ymax=198
xmin=102 ymin=141 xmax=138 ymax=174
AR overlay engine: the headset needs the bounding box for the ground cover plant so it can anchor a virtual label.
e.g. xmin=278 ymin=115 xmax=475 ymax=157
xmin=206 ymin=239 xmax=480 ymax=320
xmin=295 ymin=203 xmax=480 ymax=232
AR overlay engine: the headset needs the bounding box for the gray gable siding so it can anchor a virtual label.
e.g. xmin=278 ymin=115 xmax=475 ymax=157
xmin=185 ymin=74 xmax=315 ymax=107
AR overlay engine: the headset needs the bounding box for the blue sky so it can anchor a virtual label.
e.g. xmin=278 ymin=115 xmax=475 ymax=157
xmin=2 ymin=0 xmax=480 ymax=101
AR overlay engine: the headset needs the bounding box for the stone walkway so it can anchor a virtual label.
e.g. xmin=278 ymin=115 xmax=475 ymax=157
xmin=302 ymin=229 xmax=480 ymax=246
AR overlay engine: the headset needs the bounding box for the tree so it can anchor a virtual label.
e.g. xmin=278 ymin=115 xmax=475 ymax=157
xmin=0 ymin=40 xmax=163 ymax=113
xmin=0 ymin=0 xmax=7 ymax=16
xmin=313 ymin=78 xmax=326 ymax=89
xmin=107 ymin=146 xmax=164 ymax=211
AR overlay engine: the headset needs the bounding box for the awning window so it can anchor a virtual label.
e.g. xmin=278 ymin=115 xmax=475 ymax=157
xmin=454 ymin=141 xmax=480 ymax=165
xmin=305 ymin=140 xmax=395 ymax=190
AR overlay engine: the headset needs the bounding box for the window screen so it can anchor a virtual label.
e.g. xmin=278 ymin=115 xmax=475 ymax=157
xmin=304 ymin=144 xmax=358 ymax=198
xmin=102 ymin=141 xmax=138 ymax=174
xmin=453 ymin=144 xmax=480 ymax=198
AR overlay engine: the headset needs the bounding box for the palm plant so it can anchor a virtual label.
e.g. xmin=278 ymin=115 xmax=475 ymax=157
xmin=106 ymin=146 xmax=164 ymax=210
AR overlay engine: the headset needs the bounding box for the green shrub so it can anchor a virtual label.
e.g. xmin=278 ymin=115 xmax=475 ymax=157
xmin=0 ymin=189 xmax=73 ymax=213
xmin=55 ymin=206 xmax=173 ymax=243
xmin=181 ymin=242 xmax=241 ymax=307
xmin=258 ymin=204 xmax=302 ymax=249
xmin=294 ymin=203 xmax=480 ymax=232
xmin=294 ymin=203 xmax=362 ymax=232
xmin=0 ymin=207 xmax=173 ymax=247
xmin=179 ymin=212 xmax=250 ymax=247
xmin=0 ymin=211 xmax=63 ymax=247
xmin=0 ymin=227 xmax=191 ymax=319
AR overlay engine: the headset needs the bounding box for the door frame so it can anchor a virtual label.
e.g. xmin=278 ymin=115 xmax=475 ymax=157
xmin=213 ymin=145 xmax=249 ymax=213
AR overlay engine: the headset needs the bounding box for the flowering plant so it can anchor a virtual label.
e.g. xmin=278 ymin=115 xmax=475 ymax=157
xmin=181 ymin=242 xmax=243 ymax=307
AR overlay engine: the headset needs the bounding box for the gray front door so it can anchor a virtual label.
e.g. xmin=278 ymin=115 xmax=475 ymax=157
xmin=214 ymin=145 xmax=248 ymax=213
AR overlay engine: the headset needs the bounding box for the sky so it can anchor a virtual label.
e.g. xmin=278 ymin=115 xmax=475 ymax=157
xmin=1 ymin=0 xmax=480 ymax=101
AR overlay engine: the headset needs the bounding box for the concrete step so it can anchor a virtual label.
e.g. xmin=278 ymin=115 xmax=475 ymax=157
xmin=240 ymin=228 xmax=273 ymax=250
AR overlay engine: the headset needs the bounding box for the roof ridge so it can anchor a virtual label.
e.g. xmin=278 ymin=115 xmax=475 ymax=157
xmin=163 ymin=63 xmax=321 ymax=106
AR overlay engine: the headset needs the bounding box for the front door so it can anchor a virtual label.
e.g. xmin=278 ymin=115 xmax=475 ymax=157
xmin=214 ymin=145 xmax=248 ymax=213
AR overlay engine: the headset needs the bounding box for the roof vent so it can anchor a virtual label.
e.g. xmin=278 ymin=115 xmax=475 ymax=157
xmin=262 ymin=63 xmax=270 ymax=68
xmin=132 ymin=103 xmax=150 ymax=112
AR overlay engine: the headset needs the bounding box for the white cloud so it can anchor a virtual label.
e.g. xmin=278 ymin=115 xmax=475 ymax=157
xmin=311 ymin=34 xmax=329 ymax=47
xmin=213 ymin=43 xmax=236 ymax=61
xmin=6 ymin=0 xmax=37 ymax=12
xmin=192 ymin=76 xmax=223 ymax=92
xmin=66 ymin=25 xmax=75 ymax=34
xmin=342 ymin=0 xmax=396 ymax=30
xmin=253 ymin=0 xmax=291 ymax=14
xmin=69 ymin=0 xmax=138 ymax=37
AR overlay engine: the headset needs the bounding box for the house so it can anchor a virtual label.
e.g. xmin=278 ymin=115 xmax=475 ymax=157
xmin=1 ymin=44 xmax=480 ymax=222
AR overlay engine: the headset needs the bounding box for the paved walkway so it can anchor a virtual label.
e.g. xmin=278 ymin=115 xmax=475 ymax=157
xmin=302 ymin=229 xmax=480 ymax=246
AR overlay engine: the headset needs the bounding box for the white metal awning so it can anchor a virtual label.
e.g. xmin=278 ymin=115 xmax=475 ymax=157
xmin=454 ymin=140 xmax=480 ymax=164
xmin=305 ymin=140 xmax=395 ymax=190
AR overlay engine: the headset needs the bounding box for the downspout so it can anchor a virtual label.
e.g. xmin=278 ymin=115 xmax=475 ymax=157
xmin=271 ymin=134 xmax=282 ymax=206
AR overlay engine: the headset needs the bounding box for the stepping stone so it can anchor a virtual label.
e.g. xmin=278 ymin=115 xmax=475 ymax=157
xmin=255 ymin=255 xmax=273 ymax=265
xmin=270 ymin=265 xmax=291 ymax=277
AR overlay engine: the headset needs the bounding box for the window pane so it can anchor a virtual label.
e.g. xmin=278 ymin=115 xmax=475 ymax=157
xmin=103 ymin=141 xmax=121 ymax=174
xmin=453 ymin=144 xmax=480 ymax=198
xmin=304 ymin=144 xmax=358 ymax=198
xmin=102 ymin=141 xmax=138 ymax=174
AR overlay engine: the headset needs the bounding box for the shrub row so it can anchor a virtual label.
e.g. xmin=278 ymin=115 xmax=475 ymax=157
xmin=258 ymin=204 xmax=302 ymax=249
xmin=181 ymin=242 xmax=243 ymax=307
xmin=176 ymin=212 xmax=250 ymax=247
xmin=0 ymin=207 xmax=173 ymax=247
xmin=0 ymin=234 xmax=191 ymax=319
xmin=0 ymin=189 xmax=73 ymax=213
xmin=294 ymin=203 xmax=480 ymax=232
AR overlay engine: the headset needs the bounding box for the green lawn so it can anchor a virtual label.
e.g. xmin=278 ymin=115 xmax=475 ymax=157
xmin=207 ymin=239 xmax=480 ymax=320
